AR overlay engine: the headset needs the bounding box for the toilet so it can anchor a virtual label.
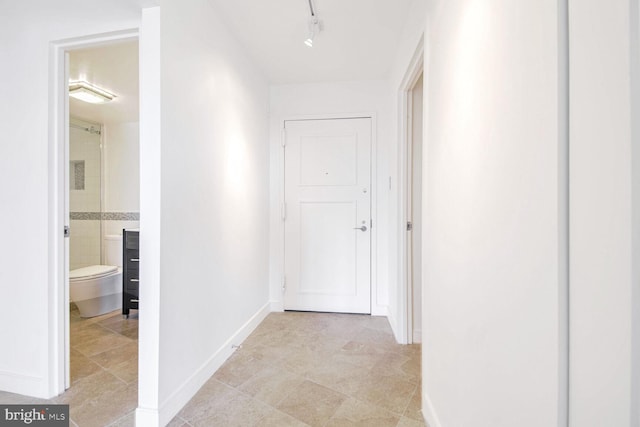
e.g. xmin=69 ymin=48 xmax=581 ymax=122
xmin=70 ymin=234 xmax=123 ymax=317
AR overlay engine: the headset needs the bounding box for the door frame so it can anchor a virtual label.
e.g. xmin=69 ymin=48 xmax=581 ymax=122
xmin=397 ymin=37 xmax=424 ymax=344
xmin=48 ymin=28 xmax=139 ymax=395
xmin=273 ymin=113 xmax=381 ymax=315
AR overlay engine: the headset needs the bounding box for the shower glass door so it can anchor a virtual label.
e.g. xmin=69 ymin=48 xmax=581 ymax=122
xmin=69 ymin=118 xmax=102 ymax=270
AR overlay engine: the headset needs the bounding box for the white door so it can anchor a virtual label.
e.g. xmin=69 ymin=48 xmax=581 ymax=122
xmin=284 ymin=118 xmax=372 ymax=314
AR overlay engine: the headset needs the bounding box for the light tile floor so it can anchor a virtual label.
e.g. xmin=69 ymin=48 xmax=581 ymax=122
xmin=0 ymin=305 xmax=139 ymax=427
xmin=172 ymin=312 xmax=425 ymax=427
xmin=0 ymin=310 xmax=426 ymax=427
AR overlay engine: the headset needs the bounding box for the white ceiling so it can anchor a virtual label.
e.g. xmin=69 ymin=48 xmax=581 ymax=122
xmin=208 ymin=0 xmax=414 ymax=84
xmin=69 ymin=41 xmax=139 ymax=125
xmin=66 ymin=0 xmax=413 ymax=121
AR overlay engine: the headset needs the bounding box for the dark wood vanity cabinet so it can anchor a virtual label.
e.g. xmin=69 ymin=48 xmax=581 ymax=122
xmin=122 ymin=229 xmax=139 ymax=317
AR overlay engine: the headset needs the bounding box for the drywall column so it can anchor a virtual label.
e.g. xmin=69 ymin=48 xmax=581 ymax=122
xmin=137 ymin=6 xmax=162 ymax=426
xmin=569 ymin=0 xmax=638 ymax=425
xmin=154 ymin=0 xmax=270 ymax=423
xmin=422 ymin=1 xmax=564 ymax=426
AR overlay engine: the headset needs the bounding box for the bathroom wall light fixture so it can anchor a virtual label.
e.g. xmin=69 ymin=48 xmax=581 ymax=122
xmin=69 ymin=80 xmax=116 ymax=104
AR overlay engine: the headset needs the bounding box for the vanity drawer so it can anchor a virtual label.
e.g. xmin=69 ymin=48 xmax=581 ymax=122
xmin=126 ymin=254 xmax=140 ymax=271
xmin=125 ymin=232 xmax=139 ymax=250
xmin=125 ymin=277 xmax=139 ymax=293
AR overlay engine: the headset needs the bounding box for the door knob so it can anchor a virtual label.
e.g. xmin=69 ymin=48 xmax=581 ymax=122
xmin=353 ymin=225 xmax=367 ymax=232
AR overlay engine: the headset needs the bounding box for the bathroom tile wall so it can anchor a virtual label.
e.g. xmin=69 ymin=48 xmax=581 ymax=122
xmin=101 ymin=122 xmax=140 ymax=264
xmin=69 ymin=121 xmax=102 ymax=270
xmin=68 ymin=121 xmax=140 ymax=269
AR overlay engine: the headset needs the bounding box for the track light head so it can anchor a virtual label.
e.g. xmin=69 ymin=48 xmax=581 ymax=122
xmin=304 ymin=16 xmax=320 ymax=48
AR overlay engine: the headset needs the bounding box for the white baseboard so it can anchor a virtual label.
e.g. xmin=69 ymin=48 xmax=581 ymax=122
xmin=0 ymin=370 xmax=48 ymax=399
xmin=423 ymin=392 xmax=443 ymax=427
xmin=135 ymin=407 xmax=160 ymax=427
xmin=413 ymin=329 xmax=422 ymax=343
xmin=270 ymin=300 xmax=284 ymax=312
xmin=371 ymin=304 xmax=388 ymax=317
xmin=387 ymin=308 xmax=405 ymax=344
xmin=155 ymin=302 xmax=271 ymax=426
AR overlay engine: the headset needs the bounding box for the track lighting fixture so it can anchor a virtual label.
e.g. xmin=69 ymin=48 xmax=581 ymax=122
xmin=304 ymin=0 xmax=321 ymax=48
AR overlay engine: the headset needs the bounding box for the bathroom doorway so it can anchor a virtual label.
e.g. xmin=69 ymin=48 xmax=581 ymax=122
xmin=61 ymin=38 xmax=141 ymax=422
xmin=407 ymin=71 xmax=424 ymax=344
xmin=396 ymin=37 xmax=424 ymax=345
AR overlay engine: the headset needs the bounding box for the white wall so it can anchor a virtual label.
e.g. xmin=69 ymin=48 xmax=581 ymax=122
xmin=0 ymin=0 xmax=143 ymax=398
xmin=422 ymin=1 xmax=564 ymax=426
xmin=569 ymin=0 xmax=639 ymax=425
xmin=269 ymin=80 xmax=392 ymax=316
xmin=148 ymin=0 xmax=271 ymax=423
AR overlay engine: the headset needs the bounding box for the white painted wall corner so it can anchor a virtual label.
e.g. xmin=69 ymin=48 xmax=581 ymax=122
xmin=156 ymin=302 xmax=270 ymax=426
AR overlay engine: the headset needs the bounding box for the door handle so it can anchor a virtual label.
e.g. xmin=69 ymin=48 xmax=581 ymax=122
xmin=353 ymin=225 xmax=367 ymax=232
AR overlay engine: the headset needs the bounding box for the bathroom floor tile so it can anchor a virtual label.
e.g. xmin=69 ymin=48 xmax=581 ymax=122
xmin=73 ymin=331 xmax=134 ymax=358
xmin=70 ymin=348 xmax=103 ymax=384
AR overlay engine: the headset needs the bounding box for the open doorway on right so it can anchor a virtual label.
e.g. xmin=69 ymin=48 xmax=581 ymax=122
xmin=407 ymin=71 xmax=424 ymax=344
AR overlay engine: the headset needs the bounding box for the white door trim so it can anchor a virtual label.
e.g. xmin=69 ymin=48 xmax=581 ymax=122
xmin=49 ymin=28 xmax=138 ymax=396
xmin=272 ymin=112 xmax=381 ymax=315
xmin=396 ymin=36 xmax=424 ymax=345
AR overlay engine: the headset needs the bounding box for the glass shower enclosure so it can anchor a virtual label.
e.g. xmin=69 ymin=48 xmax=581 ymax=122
xmin=69 ymin=117 xmax=102 ymax=271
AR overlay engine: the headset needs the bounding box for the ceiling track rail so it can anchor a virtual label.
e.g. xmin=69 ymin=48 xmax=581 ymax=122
xmin=307 ymin=0 xmax=316 ymax=17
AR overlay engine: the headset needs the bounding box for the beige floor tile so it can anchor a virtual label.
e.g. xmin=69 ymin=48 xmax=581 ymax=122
xmin=52 ymin=370 xmax=127 ymax=408
xmin=97 ymin=313 xmax=138 ymax=332
xmin=71 ymin=323 xmax=115 ymax=346
xmin=325 ymin=398 xmax=400 ymax=427
xmin=238 ymin=365 xmax=305 ymax=406
xmin=371 ymin=352 xmax=420 ymax=385
xmin=73 ymin=332 xmax=134 ymax=358
xmin=213 ymin=351 xmax=271 ymax=388
xmin=403 ymin=385 xmax=423 ymax=421
xmin=397 ymin=415 xmax=427 ymax=427
xmin=0 ymin=391 xmax=48 ymax=405
xmin=165 ymin=416 xmax=191 ymax=427
xmin=71 ymin=383 xmax=137 ymax=427
xmin=304 ymin=357 xmax=371 ymax=397
xmin=5 ymin=311 xmax=422 ymax=427
xmin=275 ymin=341 xmax=341 ymax=377
xmin=332 ymin=343 xmax=388 ymax=369
xmin=255 ymin=409 xmax=310 ymax=427
xmin=351 ymin=372 xmax=417 ymax=415
xmin=276 ymin=380 xmax=347 ymax=427
xmin=105 ymin=410 xmax=135 ymax=426
xmin=70 ymin=349 xmax=104 ymax=384
xmin=0 ymin=309 xmax=138 ymax=427
xmin=89 ymin=341 xmax=138 ymax=370
xmin=362 ymin=316 xmax=394 ymax=333
xmin=109 ymin=358 xmax=139 ymax=385
xmin=352 ymin=327 xmax=399 ymax=349
xmin=177 ymin=379 xmax=237 ymax=422
xmin=190 ymin=393 xmax=272 ymax=427
xmin=120 ymin=328 xmax=139 ymax=340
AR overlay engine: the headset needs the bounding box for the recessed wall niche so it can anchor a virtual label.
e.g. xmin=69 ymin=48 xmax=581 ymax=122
xmin=70 ymin=160 xmax=85 ymax=190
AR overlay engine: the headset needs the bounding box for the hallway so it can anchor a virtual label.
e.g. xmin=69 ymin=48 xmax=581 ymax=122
xmin=0 ymin=312 xmax=422 ymax=426
xmin=171 ymin=312 xmax=423 ymax=426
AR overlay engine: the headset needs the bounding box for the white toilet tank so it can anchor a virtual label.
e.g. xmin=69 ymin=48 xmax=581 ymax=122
xmin=104 ymin=234 xmax=123 ymax=267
